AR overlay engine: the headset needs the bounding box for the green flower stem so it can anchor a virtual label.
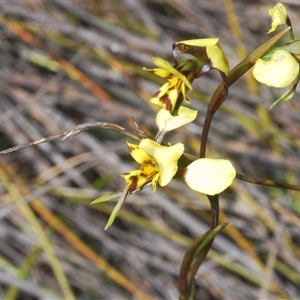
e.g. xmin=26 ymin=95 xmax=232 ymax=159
xmin=186 ymin=223 xmax=229 ymax=291
xmin=208 ymin=194 xmax=220 ymax=229
xmin=199 ymin=70 xmax=228 ymax=159
xmin=178 ymin=222 xmax=229 ymax=300
xmin=178 ymin=230 xmax=211 ymax=300
xmin=185 ymin=242 xmax=212 ymax=300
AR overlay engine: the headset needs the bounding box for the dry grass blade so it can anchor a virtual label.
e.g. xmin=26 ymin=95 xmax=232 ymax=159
xmin=0 ymin=122 xmax=142 ymax=155
xmin=4 ymin=247 xmax=41 ymax=300
xmin=0 ymin=162 xmax=75 ymax=300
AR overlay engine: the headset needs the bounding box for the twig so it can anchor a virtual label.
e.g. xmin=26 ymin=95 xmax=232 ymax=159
xmin=0 ymin=121 xmax=143 ymax=155
xmin=236 ymin=173 xmax=300 ymax=192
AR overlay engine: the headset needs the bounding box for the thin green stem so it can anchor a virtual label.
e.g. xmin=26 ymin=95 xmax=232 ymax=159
xmin=208 ymin=194 xmax=219 ymax=229
xmin=178 ymin=231 xmax=211 ymax=300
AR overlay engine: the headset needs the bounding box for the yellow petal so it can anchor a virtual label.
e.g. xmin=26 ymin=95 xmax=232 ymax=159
xmin=206 ymin=44 xmax=229 ymax=73
xmin=174 ymin=39 xmax=229 ymax=73
xmin=139 ymin=139 xmax=184 ymax=186
xmin=181 ymin=82 xmax=191 ymax=103
xmin=121 ymin=170 xmax=149 ymax=192
xmin=150 ymin=78 xmax=180 ymax=111
xmin=176 ymin=38 xmax=219 ymax=47
xmin=168 ymin=90 xmax=180 ymax=106
xmin=155 ymin=81 xmax=170 ymax=97
xmin=152 ymin=57 xmax=193 ymax=90
xmin=184 ymin=159 xmax=236 ymax=195
xmin=122 ymin=166 xmax=159 ymax=193
xmin=143 ymin=67 xmax=172 ymax=78
xmin=253 ymin=50 xmax=299 ymax=88
xmin=268 ymin=2 xmax=287 ymax=33
xmin=156 ymin=106 xmax=198 ymax=143
xmin=151 ymin=172 xmax=160 ymax=192
xmin=127 ymin=142 xmax=152 ymax=165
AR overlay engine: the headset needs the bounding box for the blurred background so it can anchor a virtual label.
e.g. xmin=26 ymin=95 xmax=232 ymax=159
xmin=0 ymin=1 xmax=300 ymax=299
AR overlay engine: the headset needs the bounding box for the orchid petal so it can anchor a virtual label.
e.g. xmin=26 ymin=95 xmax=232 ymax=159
xmin=121 ymin=168 xmax=158 ymax=193
xmin=206 ymin=44 xmax=229 ymax=73
xmin=176 ymin=38 xmax=219 ymax=47
xmin=253 ymin=50 xmax=299 ymax=88
xmin=127 ymin=142 xmax=153 ymax=165
xmin=268 ymin=2 xmax=287 ymax=33
xmin=181 ymin=83 xmax=191 ymax=103
xmin=150 ymin=78 xmax=181 ymax=111
xmin=143 ymin=67 xmax=172 ymax=78
xmin=184 ymin=159 xmax=236 ymax=195
xmin=173 ymin=38 xmax=229 ymax=73
xmin=139 ymin=139 xmax=184 ymax=186
xmin=156 ymin=106 xmax=198 ymax=143
xmin=152 ymin=57 xmax=193 ymax=90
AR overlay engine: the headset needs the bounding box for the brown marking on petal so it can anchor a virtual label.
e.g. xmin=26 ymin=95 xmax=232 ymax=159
xmin=127 ymin=145 xmax=137 ymax=153
xmin=129 ymin=169 xmax=159 ymax=191
xmin=149 ymin=170 xmax=159 ymax=178
xmin=139 ymin=172 xmax=149 ymax=179
xmin=160 ymin=94 xmax=173 ymax=111
xmin=140 ymin=165 xmax=158 ymax=178
xmin=175 ymin=79 xmax=182 ymax=89
xmin=166 ymin=73 xmax=175 ymax=80
xmin=152 ymin=90 xmax=160 ymax=99
xmin=128 ymin=172 xmax=155 ymax=192
xmin=127 ymin=175 xmax=138 ymax=192
xmin=142 ymin=160 xmax=156 ymax=168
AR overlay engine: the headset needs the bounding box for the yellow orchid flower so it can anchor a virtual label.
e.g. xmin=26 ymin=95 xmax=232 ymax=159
xmin=173 ymin=38 xmax=229 ymax=74
xmin=155 ymin=106 xmax=198 ymax=143
xmin=253 ymin=2 xmax=299 ymax=108
xmin=267 ymin=2 xmax=287 ymax=34
xmin=253 ymin=48 xmax=300 ymax=108
xmin=183 ymin=158 xmax=236 ymax=195
xmin=144 ymin=57 xmax=200 ymax=112
xmin=253 ymin=49 xmax=299 ymax=88
xmin=103 ymin=139 xmax=184 ymax=228
xmin=123 ymin=139 xmax=184 ymax=192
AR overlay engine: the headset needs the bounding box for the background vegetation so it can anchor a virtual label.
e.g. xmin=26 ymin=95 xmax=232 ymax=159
xmin=0 ymin=1 xmax=300 ymax=299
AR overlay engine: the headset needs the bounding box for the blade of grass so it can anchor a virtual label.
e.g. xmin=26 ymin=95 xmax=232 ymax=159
xmin=4 ymin=247 xmax=41 ymax=300
xmin=53 ymin=187 xmax=293 ymax=293
xmin=29 ymin=200 xmax=153 ymax=299
xmin=0 ymin=18 xmax=112 ymax=102
xmin=0 ymin=163 xmax=75 ymax=300
xmin=0 ymin=160 xmax=153 ymax=300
